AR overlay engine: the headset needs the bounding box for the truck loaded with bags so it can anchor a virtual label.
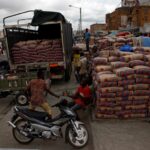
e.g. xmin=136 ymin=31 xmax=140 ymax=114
xmin=3 ymin=10 xmax=73 ymax=81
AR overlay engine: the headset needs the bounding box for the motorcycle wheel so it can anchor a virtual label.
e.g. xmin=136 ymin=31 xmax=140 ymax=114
xmin=67 ymin=124 xmax=89 ymax=148
xmin=12 ymin=119 xmax=34 ymax=144
xmin=16 ymin=92 xmax=28 ymax=106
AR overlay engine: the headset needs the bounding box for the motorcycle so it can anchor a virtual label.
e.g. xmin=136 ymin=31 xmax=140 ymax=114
xmin=8 ymin=99 xmax=89 ymax=148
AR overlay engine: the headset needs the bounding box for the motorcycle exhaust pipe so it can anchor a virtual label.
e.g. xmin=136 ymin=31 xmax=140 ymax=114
xmin=8 ymin=121 xmax=16 ymax=128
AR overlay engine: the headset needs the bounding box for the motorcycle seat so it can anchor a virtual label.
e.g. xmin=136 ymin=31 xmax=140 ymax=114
xmin=16 ymin=106 xmax=50 ymax=122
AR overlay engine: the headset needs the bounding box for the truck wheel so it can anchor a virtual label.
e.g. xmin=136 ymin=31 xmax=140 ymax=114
xmin=16 ymin=92 xmax=28 ymax=106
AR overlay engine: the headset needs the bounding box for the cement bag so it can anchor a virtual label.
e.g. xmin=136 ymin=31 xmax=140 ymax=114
xmin=96 ymin=113 xmax=117 ymax=119
xmin=117 ymin=91 xmax=133 ymax=97
xmin=100 ymin=93 xmax=116 ymax=98
xmin=133 ymin=99 xmax=148 ymax=105
xmin=53 ymin=39 xmax=61 ymax=45
xmin=132 ymin=104 xmax=147 ymax=109
xmin=120 ymin=55 xmax=134 ymax=62
xmin=114 ymin=67 xmax=134 ymax=77
xmin=135 ymin=74 xmax=149 ymax=79
xmin=134 ymin=90 xmax=150 ymax=96
xmin=119 ymin=51 xmax=133 ymax=56
xmin=96 ymin=73 xmax=118 ymax=82
xmin=95 ymin=71 xmax=112 ymax=80
xmin=98 ymin=81 xmax=117 ymax=88
xmin=136 ymin=78 xmax=150 ymax=84
xmin=26 ymin=40 xmax=38 ymax=45
xmin=125 ymin=74 xmax=135 ymax=79
xmin=99 ymin=51 xmax=110 ymax=57
xmin=96 ymin=109 xmax=115 ymax=115
xmin=132 ymin=109 xmax=147 ymax=114
xmin=41 ymin=40 xmax=53 ymax=45
xmin=100 ymin=87 xmax=123 ymax=93
xmin=145 ymin=62 xmax=150 ymax=67
xmin=128 ymin=84 xmax=149 ymax=90
xmin=132 ymin=54 xmax=144 ymax=61
xmin=36 ymin=45 xmax=49 ymax=50
xmin=129 ymin=60 xmax=145 ymax=68
xmin=28 ymin=44 xmax=37 ymax=49
xmin=111 ymin=61 xmax=128 ymax=69
xmin=114 ymin=42 xmax=124 ymax=48
xmin=96 ymin=71 xmax=112 ymax=75
xmin=145 ymin=55 xmax=150 ymax=62
xmin=116 ymin=100 xmax=132 ymax=106
xmin=93 ymin=57 xmax=108 ymax=65
xmin=95 ymin=65 xmax=112 ymax=73
xmin=130 ymin=114 xmax=146 ymax=118
xmin=109 ymin=50 xmax=120 ymax=57
xmin=20 ymin=45 xmax=31 ymax=51
xmin=108 ymin=56 xmax=119 ymax=62
xmin=116 ymin=97 xmax=132 ymax=101
xmin=100 ymin=98 xmax=116 ymax=102
xmin=134 ymin=65 xmax=150 ymax=75
xmin=118 ymin=79 xmax=135 ymax=86
xmin=143 ymin=47 xmax=150 ymax=52
xmin=14 ymin=41 xmax=26 ymax=47
xmin=116 ymin=110 xmax=132 ymax=116
xmin=98 ymin=102 xmax=115 ymax=107
xmin=124 ymin=113 xmax=143 ymax=119
xmin=116 ymin=37 xmax=126 ymax=42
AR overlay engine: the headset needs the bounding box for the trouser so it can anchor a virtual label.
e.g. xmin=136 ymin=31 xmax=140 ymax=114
xmin=68 ymin=102 xmax=82 ymax=120
xmin=29 ymin=102 xmax=52 ymax=116
xmin=74 ymin=67 xmax=80 ymax=83
xmin=86 ymin=39 xmax=90 ymax=51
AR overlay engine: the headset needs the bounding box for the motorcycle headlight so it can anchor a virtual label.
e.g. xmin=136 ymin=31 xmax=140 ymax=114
xmin=64 ymin=108 xmax=76 ymax=117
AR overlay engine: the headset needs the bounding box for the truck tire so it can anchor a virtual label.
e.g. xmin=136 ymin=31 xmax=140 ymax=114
xmin=15 ymin=92 xmax=28 ymax=106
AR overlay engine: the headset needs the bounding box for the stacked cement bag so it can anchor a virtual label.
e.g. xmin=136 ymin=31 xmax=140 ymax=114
xmin=11 ymin=39 xmax=63 ymax=64
xmin=95 ymin=38 xmax=112 ymax=50
xmin=113 ymin=37 xmax=133 ymax=49
xmin=134 ymin=47 xmax=150 ymax=55
xmin=93 ymin=52 xmax=150 ymax=119
xmin=93 ymin=57 xmax=117 ymax=118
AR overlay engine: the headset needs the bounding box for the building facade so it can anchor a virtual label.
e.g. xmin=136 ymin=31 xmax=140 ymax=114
xmin=106 ymin=5 xmax=150 ymax=32
xmin=106 ymin=7 xmax=131 ymax=30
xmin=90 ymin=23 xmax=106 ymax=35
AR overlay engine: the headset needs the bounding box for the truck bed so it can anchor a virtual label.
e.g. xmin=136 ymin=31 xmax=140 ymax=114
xmin=5 ymin=23 xmax=64 ymax=68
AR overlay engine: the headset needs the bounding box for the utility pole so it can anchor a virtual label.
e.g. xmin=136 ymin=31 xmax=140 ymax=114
xmin=69 ymin=5 xmax=82 ymax=36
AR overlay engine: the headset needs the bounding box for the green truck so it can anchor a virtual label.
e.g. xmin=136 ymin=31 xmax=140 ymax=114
xmin=0 ymin=10 xmax=73 ymax=104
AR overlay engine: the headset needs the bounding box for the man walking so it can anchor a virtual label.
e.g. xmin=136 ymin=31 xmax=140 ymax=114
xmin=84 ymin=28 xmax=91 ymax=51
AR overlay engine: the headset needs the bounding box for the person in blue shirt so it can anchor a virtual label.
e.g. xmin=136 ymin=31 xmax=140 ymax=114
xmin=84 ymin=28 xmax=91 ymax=51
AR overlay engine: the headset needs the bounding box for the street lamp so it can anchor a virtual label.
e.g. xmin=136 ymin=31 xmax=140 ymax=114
xmin=69 ymin=5 xmax=82 ymax=36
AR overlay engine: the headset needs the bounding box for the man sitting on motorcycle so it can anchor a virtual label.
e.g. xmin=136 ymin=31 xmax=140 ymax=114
xmin=70 ymin=78 xmax=92 ymax=111
xmin=26 ymin=69 xmax=59 ymax=118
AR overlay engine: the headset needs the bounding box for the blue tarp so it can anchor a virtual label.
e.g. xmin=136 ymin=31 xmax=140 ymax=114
xmin=120 ymin=44 xmax=133 ymax=52
xmin=142 ymin=37 xmax=150 ymax=47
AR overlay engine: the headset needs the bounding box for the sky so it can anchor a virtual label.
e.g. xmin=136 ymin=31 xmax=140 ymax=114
xmin=0 ymin=0 xmax=123 ymax=30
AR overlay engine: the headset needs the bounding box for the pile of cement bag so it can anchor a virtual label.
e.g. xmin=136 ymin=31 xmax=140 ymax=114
xmin=93 ymin=50 xmax=150 ymax=119
xmin=11 ymin=39 xmax=63 ymax=64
